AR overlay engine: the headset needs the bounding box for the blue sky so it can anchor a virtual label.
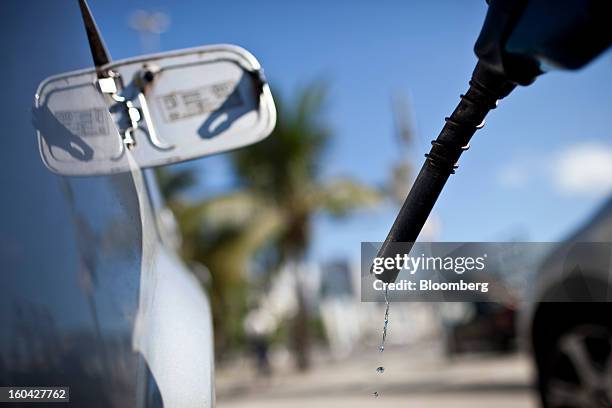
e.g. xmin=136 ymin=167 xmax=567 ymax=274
xmin=91 ymin=0 xmax=612 ymax=261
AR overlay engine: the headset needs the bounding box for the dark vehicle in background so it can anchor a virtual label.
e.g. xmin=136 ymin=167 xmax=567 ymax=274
xmin=0 ymin=1 xmax=274 ymax=406
xmin=528 ymin=196 xmax=612 ymax=408
xmin=438 ymin=269 xmax=519 ymax=356
xmin=442 ymin=301 xmax=517 ymax=356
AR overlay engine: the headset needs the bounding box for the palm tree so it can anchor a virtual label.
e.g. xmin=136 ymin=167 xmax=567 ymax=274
xmin=170 ymin=191 xmax=284 ymax=353
xmin=155 ymin=167 xmax=197 ymax=201
xmin=159 ymin=81 xmax=379 ymax=368
xmin=229 ymin=82 xmax=378 ymax=369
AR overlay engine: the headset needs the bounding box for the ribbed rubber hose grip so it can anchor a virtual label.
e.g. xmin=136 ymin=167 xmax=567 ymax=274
xmin=373 ymin=62 xmax=516 ymax=283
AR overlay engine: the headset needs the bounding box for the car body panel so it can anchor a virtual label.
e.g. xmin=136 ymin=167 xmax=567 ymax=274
xmin=0 ymin=2 xmax=214 ymax=406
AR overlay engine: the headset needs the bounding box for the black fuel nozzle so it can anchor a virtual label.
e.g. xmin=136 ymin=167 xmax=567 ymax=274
xmin=373 ymin=0 xmax=611 ymax=284
xmin=373 ymin=62 xmax=515 ymax=283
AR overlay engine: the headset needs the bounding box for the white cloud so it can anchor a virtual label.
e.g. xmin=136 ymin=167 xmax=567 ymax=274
xmin=497 ymin=141 xmax=612 ymax=198
xmin=552 ymin=142 xmax=612 ymax=196
xmin=497 ymin=162 xmax=529 ymax=188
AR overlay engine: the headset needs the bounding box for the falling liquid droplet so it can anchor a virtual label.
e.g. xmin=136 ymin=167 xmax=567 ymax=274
xmin=379 ymin=288 xmax=390 ymax=353
xmin=372 ymin=288 xmax=390 ymax=398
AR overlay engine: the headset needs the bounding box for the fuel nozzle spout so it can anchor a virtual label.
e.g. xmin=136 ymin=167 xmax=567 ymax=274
xmin=373 ymin=62 xmax=515 ymax=284
xmin=373 ymin=0 xmax=612 ymax=283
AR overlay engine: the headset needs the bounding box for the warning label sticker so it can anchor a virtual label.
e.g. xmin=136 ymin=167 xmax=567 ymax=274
xmin=55 ymin=108 xmax=110 ymax=137
xmin=156 ymin=81 xmax=243 ymax=123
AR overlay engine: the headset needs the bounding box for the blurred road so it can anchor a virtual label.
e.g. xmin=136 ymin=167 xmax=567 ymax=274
xmin=216 ymin=343 xmax=539 ymax=408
